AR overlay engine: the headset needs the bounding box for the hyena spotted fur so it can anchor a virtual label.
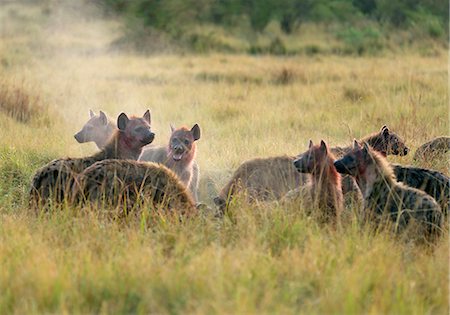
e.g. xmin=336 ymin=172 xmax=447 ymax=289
xmin=392 ymin=164 xmax=449 ymax=216
xmin=29 ymin=110 xmax=154 ymax=207
xmin=214 ymin=125 xmax=408 ymax=209
xmin=74 ymin=110 xmax=116 ymax=149
xmin=140 ymin=124 xmax=201 ymax=202
xmin=413 ymin=136 xmax=450 ymax=162
xmin=290 ymin=140 xmax=343 ymax=224
xmin=334 ymin=141 xmax=443 ymax=238
xmin=72 ymin=160 xmax=196 ymax=216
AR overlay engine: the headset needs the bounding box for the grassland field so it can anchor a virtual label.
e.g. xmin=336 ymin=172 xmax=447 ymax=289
xmin=0 ymin=1 xmax=448 ymax=314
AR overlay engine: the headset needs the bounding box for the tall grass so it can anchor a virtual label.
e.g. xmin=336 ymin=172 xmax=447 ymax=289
xmin=0 ymin=1 xmax=448 ymax=314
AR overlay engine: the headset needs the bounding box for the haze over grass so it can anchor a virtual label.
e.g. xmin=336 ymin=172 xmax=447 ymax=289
xmin=0 ymin=1 xmax=448 ymax=314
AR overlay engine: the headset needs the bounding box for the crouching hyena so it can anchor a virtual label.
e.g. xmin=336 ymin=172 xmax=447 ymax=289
xmin=214 ymin=125 xmax=408 ymax=210
xmin=30 ymin=110 xmax=154 ymax=208
xmin=72 ymin=160 xmax=196 ymax=216
xmin=334 ymin=141 xmax=443 ymax=239
xmin=74 ymin=110 xmax=116 ymax=149
xmin=140 ymin=124 xmax=201 ymax=202
xmin=392 ymin=164 xmax=449 ymax=216
xmin=290 ymin=140 xmax=343 ymax=225
xmin=413 ymin=136 xmax=450 ymax=162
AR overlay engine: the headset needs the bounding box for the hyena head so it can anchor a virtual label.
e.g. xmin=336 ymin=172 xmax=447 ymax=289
xmin=366 ymin=125 xmax=409 ymax=156
xmin=117 ymin=110 xmax=155 ymax=150
xmin=74 ymin=110 xmax=115 ymax=148
xmin=294 ymin=140 xmax=332 ymax=174
xmin=167 ymin=124 xmax=201 ymax=163
xmin=334 ymin=140 xmax=373 ymax=176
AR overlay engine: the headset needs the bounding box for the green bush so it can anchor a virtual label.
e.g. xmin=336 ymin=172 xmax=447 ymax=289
xmin=336 ymin=26 xmax=384 ymax=55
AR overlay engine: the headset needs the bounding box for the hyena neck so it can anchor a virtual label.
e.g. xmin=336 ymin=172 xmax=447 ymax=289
xmin=364 ymin=134 xmax=388 ymax=156
xmin=356 ymin=160 xmax=395 ymax=200
xmin=95 ymin=123 xmax=116 ymax=149
xmin=311 ymin=160 xmax=341 ymax=200
xmin=93 ymin=132 xmax=143 ymax=161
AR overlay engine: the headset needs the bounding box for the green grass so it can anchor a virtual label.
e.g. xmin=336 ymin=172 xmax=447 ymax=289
xmin=0 ymin=1 xmax=448 ymax=314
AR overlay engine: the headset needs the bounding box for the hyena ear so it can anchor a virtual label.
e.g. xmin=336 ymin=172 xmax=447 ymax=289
xmin=320 ymin=140 xmax=328 ymax=152
xmin=353 ymin=139 xmax=360 ymax=149
xmin=99 ymin=111 xmax=108 ymax=125
xmin=308 ymin=139 xmax=313 ymax=148
xmin=380 ymin=125 xmax=390 ymax=137
xmin=89 ymin=109 xmax=95 ymax=118
xmin=117 ymin=113 xmax=129 ymax=131
xmin=143 ymin=110 xmax=151 ymax=124
xmin=170 ymin=124 xmax=176 ymax=133
xmin=191 ymin=124 xmax=201 ymax=141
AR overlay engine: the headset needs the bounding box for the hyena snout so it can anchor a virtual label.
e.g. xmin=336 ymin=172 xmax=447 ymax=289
xmin=293 ymin=158 xmax=306 ymax=173
xmin=142 ymin=131 xmax=155 ymax=145
xmin=334 ymin=159 xmax=352 ymax=175
xmin=74 ymin=131 xmax=88 ymax=143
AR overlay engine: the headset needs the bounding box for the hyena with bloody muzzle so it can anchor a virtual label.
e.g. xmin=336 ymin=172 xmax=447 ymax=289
xmin=140 ymin=124 xmax=201 ymax=202
xmin=334 ymin=141 xmax=442 ymax=240
xmin=290 ymin=140 xmax=343 ymax=225
xmin=74 ymin=110 xmax=116 ymax=149
xmin=30 ymin=110 xmax=154 ymax=208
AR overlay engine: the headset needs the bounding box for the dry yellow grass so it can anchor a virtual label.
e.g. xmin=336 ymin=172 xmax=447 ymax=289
xmin=0 ymin=1 xmax=448 ymax=314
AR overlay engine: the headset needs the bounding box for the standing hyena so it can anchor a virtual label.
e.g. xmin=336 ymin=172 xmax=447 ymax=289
xmin=74 ymin=110 xmax=116 ymax=149
xmin=291 ymin=140 xmax=343 ymax=224
xmin=73 ymin=160 xmax=196 ymax=216
xmin=140 ymin=124 xmax=201 ymax=202
xmin=214 ymin=125 xmax=409 ymax=210
xmin=334 ymin=141 xmax=442 ymax=239
xmin=30 ymin=110 xmax=154 ymax=207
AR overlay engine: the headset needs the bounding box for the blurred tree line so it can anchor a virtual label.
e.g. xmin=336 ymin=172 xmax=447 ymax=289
xmin=101 ymin=0 xmax=448 ymax=53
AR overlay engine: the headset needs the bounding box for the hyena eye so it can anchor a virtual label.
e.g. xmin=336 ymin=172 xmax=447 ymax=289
xmin=184 ymin=139 xmax=189 ymax=145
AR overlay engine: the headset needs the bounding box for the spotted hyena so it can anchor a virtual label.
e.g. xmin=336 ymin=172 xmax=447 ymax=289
xmin=73 ymin=159 xmax=196 ymax=216
xmin=334 ymin=141 xmax=442 ymax=239
xmin=30 ymin=110 xmax=154 ymax=207
xmin=140 ymin=124 xmax=201 ymax=202
xmin=292 ymin=140 xmax=343 ymax=224
xmin=74 ymin=110 xmax=116 ymax=149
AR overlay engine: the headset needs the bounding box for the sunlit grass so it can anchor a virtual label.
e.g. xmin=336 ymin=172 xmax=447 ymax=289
xmin=0 ymin=1 xmax=448 ymax=314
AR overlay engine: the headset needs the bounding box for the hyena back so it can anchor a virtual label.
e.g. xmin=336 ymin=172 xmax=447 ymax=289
xmin=74 ymin=110 xmax=116 ymax=149
xmin=214 ymin=155 xmax=308 ymax=211
xmin=334 ymin=141 xmax=442 ymax=239
xmin=413 ymin=136 xmax=450 ymax=162
xmin=140 ymin=124 xmax=201 ymax=202
xmin=73 ymin=160 xmax=196 ymax=216
xmin=30 ymin=110 xmax=154 ymax=208
xmin=293 ymin=140 xmax=343 ymax=224
xmin=392 ymin=164 xmax=449 ymax=216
